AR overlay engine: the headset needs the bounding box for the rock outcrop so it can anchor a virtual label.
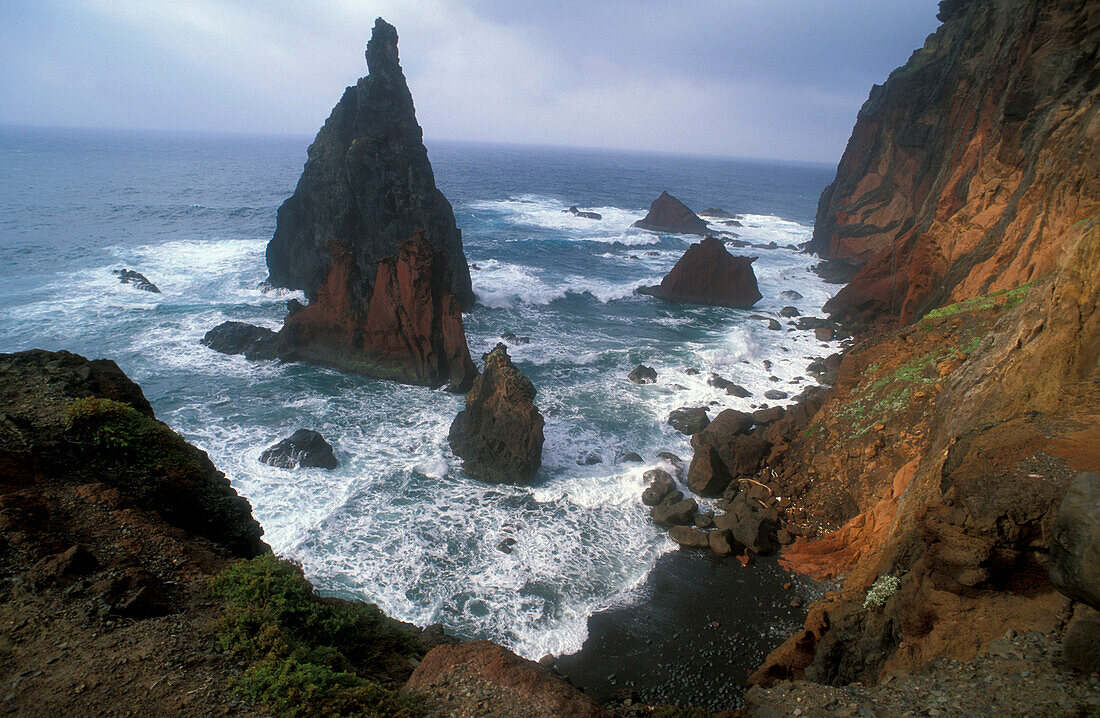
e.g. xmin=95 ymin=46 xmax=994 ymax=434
xmin=632 ymin=191 xmax=709 ymax=235
xmin=808 ymin=0 xmax=1100 ymax=330
xmin=639 ymin=236 xmax=762 ymax=308
xmin=260 ymin=429 xmax=339 ymax=470
xmin=265 ymin=18 xmax=473 ymax=309
xmin=275 ymin=232 xmax=477 ymax=391
xmin=1050 ymin=472 xmax=1100 ymax=610
xmin=201 ymin=321 xmax=278 ymax=360
xmin=448 ymin=344 xmax=544 ymax=484
xmin=113 ymin=268 xmax=160 ymax=293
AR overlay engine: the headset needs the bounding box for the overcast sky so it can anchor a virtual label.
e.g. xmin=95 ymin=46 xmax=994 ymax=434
xmin=0 ymin=0 xmax=942 ymax=163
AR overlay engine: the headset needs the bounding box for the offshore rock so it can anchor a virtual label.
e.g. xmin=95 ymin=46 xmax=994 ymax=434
xmin=259 ymin=429 xmax=338 ymax=470
xmin=449 ymin=344 xmax=544 ymax=484
xmin=668 ymin=406 xmax=710 ymax=435
xmin=201 ymin=321 xmax=278 ymax=360
xmin=275 ymin=232 xmax=477 ymax=391
xmin=265 ymin=18 xmax=473 ymax=309
xmin=113 ymin=268 xmax=160 ymax=293
xmin=632 ymin=191 xmax=709 ymax=235
xmin=640 ymin=236 xmax=762 ymax=308
xmin=809 ymin=0 xmax=1100 ymax=329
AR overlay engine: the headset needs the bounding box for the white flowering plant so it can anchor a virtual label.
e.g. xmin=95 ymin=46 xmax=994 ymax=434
xmin=863 ymin=574 xmax=902 ymax=609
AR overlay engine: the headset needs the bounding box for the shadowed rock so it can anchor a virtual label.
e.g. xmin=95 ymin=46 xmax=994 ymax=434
xmin=113 ymin=269 xmax=160 ymax=293
xmin=639 ymin=236 xmax=762 ymax=308
xmin=632 ymin=191 xmax=708 ymax=235
xmin=259 ymin=429 xmax=338 ymax=470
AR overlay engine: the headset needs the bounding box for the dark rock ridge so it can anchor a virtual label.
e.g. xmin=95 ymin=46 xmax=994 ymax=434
xmin=449 ymin=343 xmax=544 ymax=484
xmin=260 ymin=429 xmax=339 ymax=470
xmin=113 ymin=268 xmax=160 ymax=293
xmin=640 ymin=236 xmax=762 ymax=308
xmin=564 ymin=205 xmax=602 ymax=220
xmin=808 ymin=0 xmax=1099 ymax=329
xmin=264 ymin=18 xmax=473 ymax=309
xmin=0 ymin=349 xmax=266 ymax=558
xmin=632 ymin=191 xmax=709 ymax=235
xmin=275 ymin=231 xmax=477 ymax=391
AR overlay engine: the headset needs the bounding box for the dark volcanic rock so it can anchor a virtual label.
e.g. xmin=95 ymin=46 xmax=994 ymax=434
xmin=0 ymin=349 xmax=266 ymax=557
xmin=259 ymin=429 xmax=338 ymax=470
xmin=448 ymin=344 xmax=544 ymax=484
xmin=201 ymin=321 xmax=278 ymax=360
xmin=627 ymin=364 xmax=657 ymax=384
xmin=632 ymin=191 xmax=709 ymax=235
xmin=113 ymin=269 xmax=160 ymax=293
xmin=688 ymin=411 xmax=767 ymax=497
xmin=709 ymin=374 xmax=752 ymax=397
xmin=641 ymin=469 xmax=677 ymax=506
xmin=639 ymin=236 xmax=762 ymax=308
xmin=699 ymin=208 xmax=734 ymax=219
xmin=650 ymin=496 xmax=698 ymax=527
xmin=1050 ymin=472 xmax=1100 ymax=610
xmin=669 ymin=526 xmax=710 ymax=549
xmin=565 ymin=206 xmax=602 ymax=220
xmin=265 ymin=18 xmax=473 ymax=309
xmin=780 ymin=306 xmax=801 ymax=317
xmin=668 ymin=407 xmax=710 ymax=435
xmin=275 ymin=232 xmax=477 ymax=391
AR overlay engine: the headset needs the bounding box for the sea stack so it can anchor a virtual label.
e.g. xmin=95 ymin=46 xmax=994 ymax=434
xmin=448 ymin=344 xmax=545 ymax=484
xmin=640 ymin=236 xmax=762 ymax=308
xmin=633 ymin=191 xmax=709 ymax=235
xmin=275 ymin=232 xmax=477 ymax=391
xmin=265 ymin=18 xmax=473 ymax=309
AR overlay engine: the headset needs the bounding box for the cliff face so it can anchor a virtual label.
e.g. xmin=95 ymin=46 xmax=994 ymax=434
xmin=265 ymin=18 xmax=474 ymax=309
xmin=276 ymin=231 xmax=477 ymax=392
xmin=745 ymin=0 xmax=1100 ymax=693
xmin=810 ymin=0 xmax=1099 ymax=328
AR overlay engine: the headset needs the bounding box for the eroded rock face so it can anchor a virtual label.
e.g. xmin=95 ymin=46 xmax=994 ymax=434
xmin=632 ymin=191 xmax=709 ymax=235
xmin=809 ymin=0 xmax=1100 ymax=329
xmin=275 ymin=232 xmax=477 ymax=391
xmin=448 ymin=344 xmax=544 ymax=484
xmin=265 ymin=18 xmax=473 ymax=309
xmin=640 ymin=236 xmax=762 ymax=308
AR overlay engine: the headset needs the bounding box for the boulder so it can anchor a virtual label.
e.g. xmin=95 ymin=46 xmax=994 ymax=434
xmin=669 ymin=526 xmax=710 ymax=549
xmin=274 ymin=232 xmax=477 ymax=391
xmin=764 ymin=389 xmax=789 ymax=400
xmin=632 ymin=191 xmax=708 ymax=235
xmin=565 ymin=205 xmax=602 ymax=220
xmin=714 ymin=497 xmax=776 ymax=554
xmin=708 ymin=529 xmax=738 ymax=556
xmin=113 ymin=268 xmax=160 ymax=293
xmin=618 ymin=452 xmax=643 ymax=463
xmin=501 ymin=331 xmax=531 ymax=345
xmin=201 ymin=321 xmax=278 ymax=360
xmin=668 ymin=407 xmax=710 ymax=435
xmin=403 ymin=641 xmax=608 ymax=718
xmin=259 ymin=429 xmax=338 ymax=470
xmin=687 ymin=412 xmax=769 ymax=496
xmin=650 ymin=497 xmax=697 ymax=527
xmin=1063 ymin=604 xmax=1100 ymax=673
xmin=639 ymin=236 xmax=762 ymax=308
xmin=627 ymin=364 xmax=657 ymax=384
xmin=687 ymin=445 xmax=732 ymax=497
xmin=697 ymin=409 xmax=755 ymax=438
xmin=265 ymin=18 xmax=473 ymax=309
xmin=709 ymin=374 xmax=752 ymax=397
xmin=780 ymin=306 xmax=800 ymax=317
xmin=448 ymin=344 xmax=544 ymax=484
xmin=1050 ymin=472 xmax=1100 ymax=609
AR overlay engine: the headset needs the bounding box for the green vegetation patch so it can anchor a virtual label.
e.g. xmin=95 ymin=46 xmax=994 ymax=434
xmin=922 ymin=281 xmax=1035 ymax=321
xmin=65 ymin=396 xmax=148 ymax=451
xmin=211 ymin=554 xmax=425 ymax=717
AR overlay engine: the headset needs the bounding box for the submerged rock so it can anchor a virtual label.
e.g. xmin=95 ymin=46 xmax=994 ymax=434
xmin=259 ymin=429 xmax=338 ymax=470
xmin=448 ymin=344 xmax=544 ymax=484
xmin=639 ymin=236 xmax=762 ymax=308
xmin=627 ymin=364 xmax=657 ymax=384
xmin=699 ymin=207 xmax=734 ymax=219
xmin=709 ymin=374 xmax=752 ymax=397
xmin=201 ymin=321 xmax=278 ymax=360
xmin=564 ymin=205 xmax=602 ymax=220
xmin=113 ymin=268 xmax=160 ymax=293
xmin=632 ymin=191 xmax=709 ymax=235
xmin=265 ymin=18 xmax=472 ymax=309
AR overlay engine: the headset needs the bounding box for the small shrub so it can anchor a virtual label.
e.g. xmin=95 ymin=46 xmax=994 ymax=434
xmin=863 ymin=574 xmax=902 ymax=609
xmin=65 ymin=397 xmax=146 ymax=451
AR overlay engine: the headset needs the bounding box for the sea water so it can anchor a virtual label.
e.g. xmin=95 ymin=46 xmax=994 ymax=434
xmin=0 ymin=127 xmax=838 ymax=659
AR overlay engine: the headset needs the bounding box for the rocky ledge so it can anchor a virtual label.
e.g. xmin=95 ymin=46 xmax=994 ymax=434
xmin=633 ymin=191 xmax=709 ymax=235
xmin=449 ymin=343 xmax=545 ymax=484
xmin=639 ymin=236 xmax=762 ymax=308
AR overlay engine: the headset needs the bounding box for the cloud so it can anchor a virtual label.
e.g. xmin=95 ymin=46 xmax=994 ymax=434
xmin=0 ymin=0 xmax=941 ymax=162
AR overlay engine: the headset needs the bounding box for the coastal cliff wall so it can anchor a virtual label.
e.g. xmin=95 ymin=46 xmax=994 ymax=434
xmin=265 ymin=18 xmax=474 ymax=309
xmin=747 ymin=0 xmax=1100 ymax=695
xmin=810 ymin=0 xmax=1099 ymax=328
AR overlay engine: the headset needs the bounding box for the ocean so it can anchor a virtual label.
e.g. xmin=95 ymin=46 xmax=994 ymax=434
xmin=0 ymin=125 xmax=838 ymax=666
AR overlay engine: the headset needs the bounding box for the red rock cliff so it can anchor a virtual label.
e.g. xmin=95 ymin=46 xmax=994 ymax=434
xmin=810 ymin=0 xmax=1099 ymax=328
xmin=276 ymin=231 xmax=477 ymax=392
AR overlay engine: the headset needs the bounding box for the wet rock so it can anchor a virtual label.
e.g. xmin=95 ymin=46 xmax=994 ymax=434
xmin=695 ymin=511 xmax=715 ymax=529
xmin=576 ymin=452 xmax=602 ymax=466
xmin=764 ymin=389 xmax=789 ymax=400
xmin=688 ymin=412 xmax=769 ymax=496
xmin=650 ymin=497 xmax=697 ymax=527
xmin=699 ymin=208 xmax=735 ymax=218
xmin=668 ymin=407 xmax=710 ymax=435
xmin=565 ymin=205 xmax=602 ymax=220
xmin=641 ymin=469 xmax=677 ymax=506
xmin=779 ymin=290 xmax=804 ymax=301
xmin=815 ymin=326 xmax=836 ymax=341
xmin=669 ymin=526 xmax=710 ymax=549
xmin=501 ymin=332 xmax=531 ymax=345
xmin=632 ymin=191 xmax=708 ymax=235
xmin=628 ymin=365 xmax=657 ymax=384
xmin=497 ymin=537 xmax=517 ymax=554
xmin=201 ymin=321 xmax=278 ymax=360
xmin=265 ymin=18 xmax=473 ymax=309
xmin=780 ymin=306 xmax=801 ymax=317
xmin=259 ymin=429 xmax=338 ymax=470
xmin=113 ymin=268 xmax=160 ymax=293
xmin=618 ymin=452 xmax=643 ymax=463
xmin=639 ymin=236 xmax=762 ymax=308
xmin=1050 ymin=472 xmax=1100 ymax=609
xmin=709 ymin=529 xmax=738 ymax=556
xmin=709 ymin=374 xmax=752 ymax=397
xmin=714 ymin=496 xmax=776 ymax=554
xmin=753 ymin=406 xmax=786 ymax=425
xmin=448 ymin=344 xmax=544 ymax=484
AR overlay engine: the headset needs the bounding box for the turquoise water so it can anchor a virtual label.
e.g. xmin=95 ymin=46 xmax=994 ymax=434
xmin=0 ymin=126 xmax=839 ymax=658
